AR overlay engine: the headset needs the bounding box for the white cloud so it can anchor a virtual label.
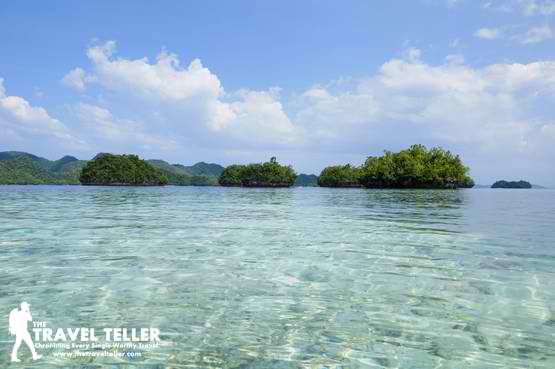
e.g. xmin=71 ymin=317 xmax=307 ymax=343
xmin=60 ymin=43 xmax=555 ymax=183
xmin=514 ymin=24 xmax=554 ymax=43
xmin=295 ymin=86 xmax=379 ymax=143
xmin=88 ymin=43 xmax=223 ymax=102
xmin=520 ymin=0 xmax=555 ymax=16
xmin=291 ymin=50 xmax=555 ymax=180
xmin=226 ymin=88 xmax=300 ymax=145
xmin=484 ymin=0 xmax=555 ymax=15
xmin=406 ymin=47 xmax=422 ymax=63
xmin=474 ymin=24 xmax=554 ymax=45
xmin=445 ymin=54 xmax=466 ymax=64
xmin=75 ymin=103 xmax=175 ymax=152
xmin=479 ymin=2 xmax=555 ymax=46
xmin=65 ymin=41 xmax=297 ymax=149
xmin=0 ymin=78 xmax=77 ymax=146
xmin=475 ymin=27 xmax=503 ymax=40
xmin=61 ymin=67 xmax=96 ymax=92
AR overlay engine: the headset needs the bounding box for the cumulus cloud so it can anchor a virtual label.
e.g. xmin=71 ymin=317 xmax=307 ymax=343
xmin=83 ymin=41 xmax=236 ymax=133
xmin=75 ymin=103 xmax=175 ymax=152
xmin=295 ymin=86 xmax=379 ymax=145
xmin=514 ymin=24 xmax=554 ymax=43
xmin=87 ymin=43 xmax=224 ymax=102
xmin=58 ymin=42 xmax=555 ymax=183
xmin=61 ymin=67 xmax=96 ymax=91
xmin=291 ymin=50 xmax=555 ymax=181
xmin=63 ymin=41 xmax=298 ymax=150
xmin=0 ymin=78 xmax=77 ymax=148
xmin=226 ymin=88 xmax=300 ymax=145
xmin=475 ymin=27 xmax=503 ymax=40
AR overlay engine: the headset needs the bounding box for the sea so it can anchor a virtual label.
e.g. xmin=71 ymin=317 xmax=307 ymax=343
xmin=0 ymin=186 xmax=554 ymax=368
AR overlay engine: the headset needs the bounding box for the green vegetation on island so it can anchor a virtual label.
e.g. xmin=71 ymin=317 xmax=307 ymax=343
xmin=491 ymin=180 xmax=532 ymax=189
xmin=317 ymin=145 xmax=474 ymax=189
xmin=361 ymin=145 xmax=474 ymax=189
xmin=318 ymin=165 xmax=362 ymax=188
xmin=147 ymin=160 xmax=222 ymax=186
xmin=0 ymin=147 xmax=478 ymax=189
xmin=0 ymin=151 xmax=224 ymax=186
xmin=178 ymin=162 xmax=225 ymax=177
xmin=0 ymin=151 xmax=86 ymax=184
xmin=217 ymin=165 xmax=245 ymax=187
xmin=294 ymin=174 xmax=319 ymax=187
xmin=80 ymin=153 xmax=168 ymax=186
xmin=219 ymin=157 xmax=297 ymax=187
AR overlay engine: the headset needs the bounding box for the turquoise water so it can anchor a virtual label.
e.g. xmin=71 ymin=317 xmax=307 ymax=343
xmin=1 ymin=186 xmax=554 ymax=368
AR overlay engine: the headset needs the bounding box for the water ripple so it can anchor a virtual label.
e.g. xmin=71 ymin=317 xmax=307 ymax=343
xmin=0 ymin=186 xmax=554 ymax=368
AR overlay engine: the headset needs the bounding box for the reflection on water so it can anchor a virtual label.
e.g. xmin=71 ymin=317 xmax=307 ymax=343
xmin=0 ymin=186 xmax=554 ymax=368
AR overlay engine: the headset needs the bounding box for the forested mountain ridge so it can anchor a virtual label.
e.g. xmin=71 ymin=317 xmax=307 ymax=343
xmin=0 ymin=151 xmax=224 ymax=186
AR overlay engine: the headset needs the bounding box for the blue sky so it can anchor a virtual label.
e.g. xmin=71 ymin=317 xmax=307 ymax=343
xmin=1 ymin=0 xmax=555 ymax=185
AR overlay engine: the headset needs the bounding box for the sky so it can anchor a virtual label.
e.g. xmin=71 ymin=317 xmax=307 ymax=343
xmin=1 ymin=0 xmax=555 ymax=186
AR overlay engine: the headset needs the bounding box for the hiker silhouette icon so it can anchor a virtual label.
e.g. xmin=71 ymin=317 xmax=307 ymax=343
xmin=9 ymin=302 xmax=42 ymax=362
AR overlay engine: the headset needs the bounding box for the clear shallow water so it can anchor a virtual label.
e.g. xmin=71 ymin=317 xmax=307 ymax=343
xmin=0 ymin=186 xmax=554 ymax=369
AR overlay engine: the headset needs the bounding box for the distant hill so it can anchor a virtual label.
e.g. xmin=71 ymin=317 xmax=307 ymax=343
xmin=294 ymin=174 xmax=319 ymax=187
xmin=0 ymin=151 xmax=223 ymax=186
xmin=0 ymin=151 xmax=86 ymax=184
xmin=50 ymin=155 xmax=80 ymax=172
xmin=178 ymin=162 xmax=224 ymax=177
xmin=148 ymin=159 xmax=222 ymax=186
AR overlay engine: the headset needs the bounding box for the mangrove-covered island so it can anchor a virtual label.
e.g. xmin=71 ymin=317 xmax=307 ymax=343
xmin=4 ymin=145 xmax=540 ymax=189
xmin=219 ymin=157 xmax=297 ymax=187
xmin=491 ymin=180 xmax=532 ymax=189
xmin=80 ymin=153 xmax=168 ymax=186
xmin=318 ymin=145 xmax=474 ymax=189
xmin=318 ymin=165 xmax=363 ymax=188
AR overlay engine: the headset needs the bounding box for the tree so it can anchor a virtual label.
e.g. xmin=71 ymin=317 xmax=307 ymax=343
xmin=219 ymin=158 xmax=297 ymax=187
xmin=318 ymin=165 xmax=362 ymax=187
xmin=79 ymin=154 xmax=168 ymax=186
xmin=218 ymin=165 xmax=245 ymax=186
xmin=359 ymin=145 xmax=473 ymax=189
